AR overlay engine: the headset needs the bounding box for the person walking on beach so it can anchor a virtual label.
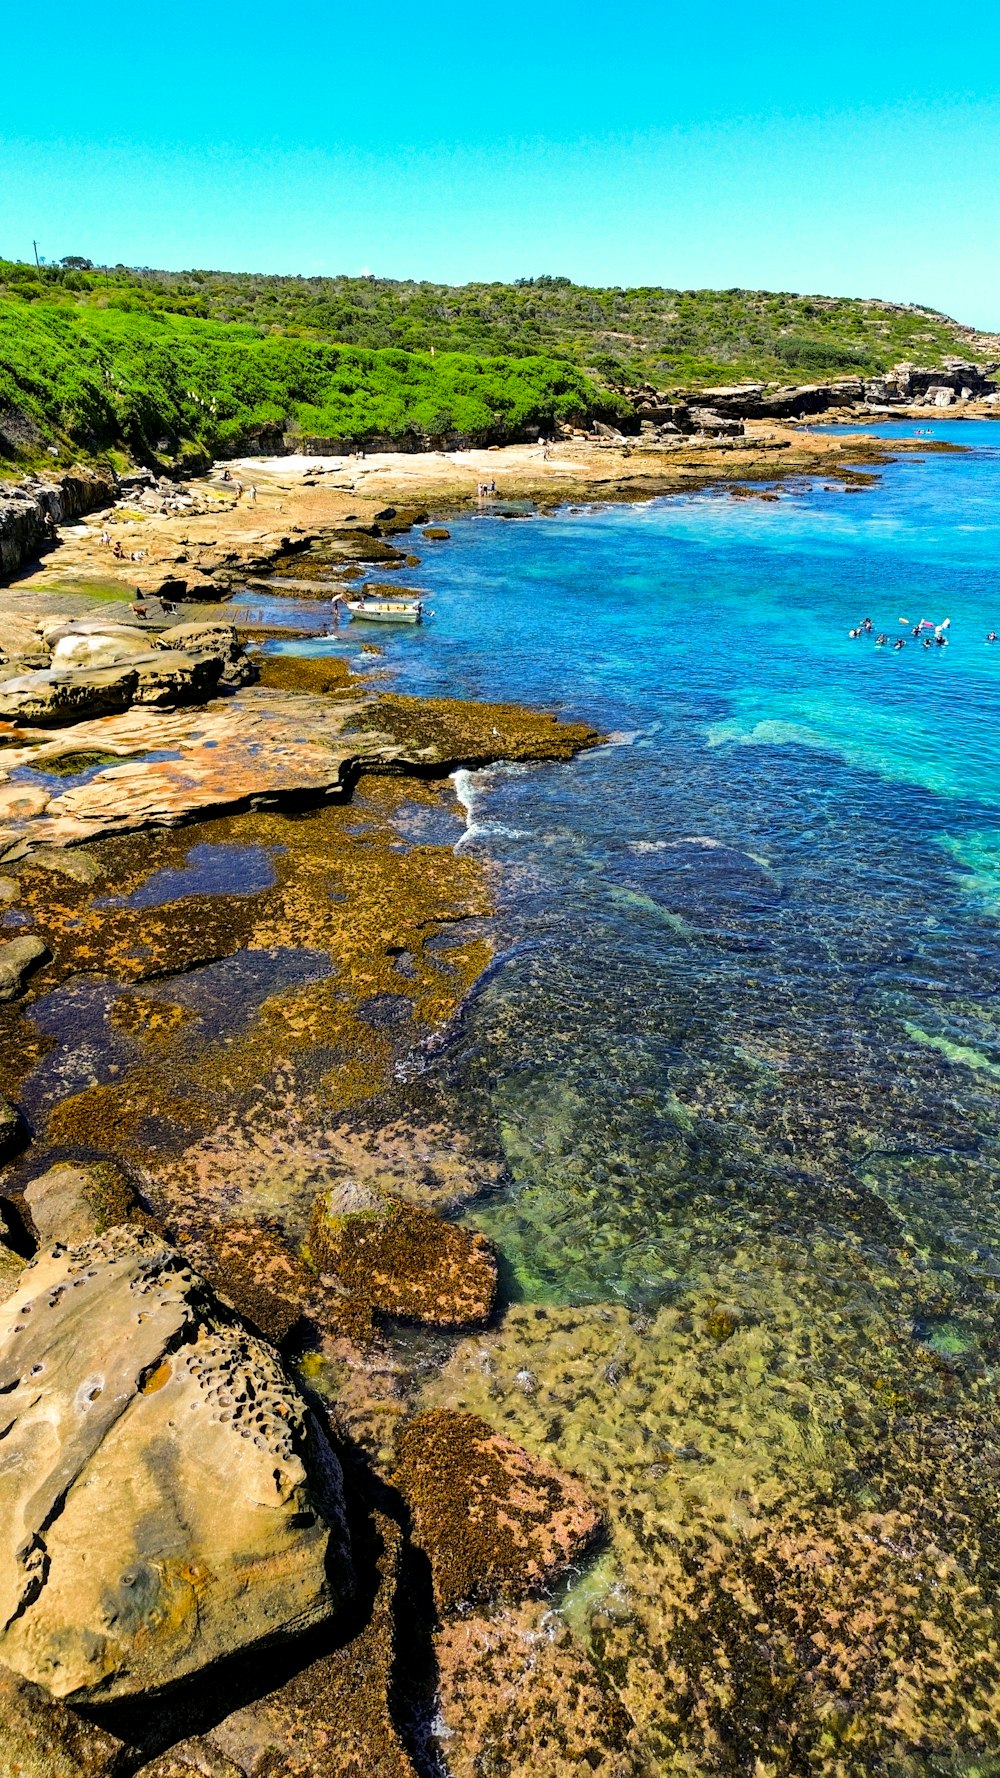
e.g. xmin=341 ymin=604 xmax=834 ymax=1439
xmin=234 ymin=479 xmax=244 ymax=500
xmin=249 ymin=485 xmax=257 ymax=506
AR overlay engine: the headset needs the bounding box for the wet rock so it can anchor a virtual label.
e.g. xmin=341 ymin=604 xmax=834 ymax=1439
xmin=0 ymin=932 xmax=50 ymax=999
xmin=307 ymin=1183 xmax=497 ymax=1328
xmin=181 ymin=1219 xmax=316 ymax=1346
xmin=17 ymin=845 xmax=102 ymax=884
xmin=0 ymin=1225 xmax=352 ymax=1702
xmin=0 ymin=1092 xmax=24 ymax=1158
xmin=0 ymin=1200 xmax=26 ymax=1304
xmin=435 ymin=1604 xmax=636 ymax=1778
xmin=393 ymin=1410 xmax=603 ymax=1612
xmin=0 ymin=1661 xmax=127 ymax=1775
xmin=23 ymin=1159 xmax=152 ymax=1247
xmin=421 ymin=526 xmax=450 ymax=540
xmin=0 ymin=663 xmax=139 ymax=726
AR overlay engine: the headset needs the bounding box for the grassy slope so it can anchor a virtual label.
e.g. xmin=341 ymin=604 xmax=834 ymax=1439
xmin=1 ymin=256 xmax=996 ymax=466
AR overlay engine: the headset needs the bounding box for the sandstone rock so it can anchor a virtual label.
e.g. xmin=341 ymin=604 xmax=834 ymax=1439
xmin=23 ymin=1159 xmax=150 ymax=1247
xmin=0 ymin=1661 xmax=127 ymax=1776
xmin=307 ymin=1183 xmax=497 ymax=1328
xmin=132 ymin=648 xmax=225 ymax=707
xmin=50 ymin=630 xmax=157 ymax=671
xmin=393 ymin=1410 xmax=603 ymax=1613
xmin=0 ymin=664 xmax=138 ymax=726
xmin=0 ymin=693 xmax=396 ymax=850
xmin=180 ymin=1511 xmax=416 ymax=1778
xmin=422 ymin=527 xmax=450 ymax=540
xmin=0 ymin=1226 xmax=352 ymax=1702
xmin=0 ymin=932 xmax=50 ymax=1000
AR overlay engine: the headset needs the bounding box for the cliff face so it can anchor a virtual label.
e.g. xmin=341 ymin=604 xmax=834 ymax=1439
xmin=0 ymin=466 xmax=115 ymax=580
xmin=627 ymin=360 xmax=999 ymax=431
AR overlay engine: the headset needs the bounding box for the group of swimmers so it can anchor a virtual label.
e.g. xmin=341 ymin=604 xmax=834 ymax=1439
xmin=849 ymin=615 xmax=952 ymax=650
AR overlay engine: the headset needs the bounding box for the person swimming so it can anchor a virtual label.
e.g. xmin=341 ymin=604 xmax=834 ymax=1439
xmin=936 ymin=633 xmax=948 ymax=646
xmin=988 ymin=632 xmax=998 ymax=643
xmin=894 ymin=637 xmax=906 ymax=650
xmin=862 ymin=617 xmax=873 ymax=632
xmin=876 ymin=633 xmax=888 ymax=645
xmin=849 ymin=627 xmax=862 ymax=638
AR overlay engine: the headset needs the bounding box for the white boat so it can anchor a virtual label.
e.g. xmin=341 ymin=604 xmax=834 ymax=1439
xmin=343 ymin=595 xmax=425 ymax=623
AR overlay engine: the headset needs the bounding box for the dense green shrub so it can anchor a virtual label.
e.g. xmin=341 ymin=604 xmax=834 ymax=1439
xmin=0 ymin=296 xmax=628 ymax=462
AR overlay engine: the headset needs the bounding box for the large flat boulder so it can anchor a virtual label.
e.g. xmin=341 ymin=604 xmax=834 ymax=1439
xmin=0 ymin=664 xmax=139 ymax=726
xmin=0 ymin=1226 xmax=352 ymax=1703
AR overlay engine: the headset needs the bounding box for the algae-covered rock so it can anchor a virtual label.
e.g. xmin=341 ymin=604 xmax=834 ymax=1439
xmin=0 ymin=1225 xmax=352 ymax=1702
xmin=393 ymin=1409 xmax=603 ymax=1613
xmin=181 ymin=1218 xmax=315 ymax=1346
xmin=307 ymin=1182 xmax=497 ymax=1327
xmin=422 ymin=526 xmax=450 ymax=540
xmin=0 ymin=1091 xmax=24 ymax=1157
xmin=0 ymin=932 xmax=50 ymax=1000
xmin=435 ymin=1604 xmax=636 ymax=1778
xmin=23 ymin=1159 xmax=152 ymax=1247
xmin=0 ymin=1661 xmax=127 ymax=1775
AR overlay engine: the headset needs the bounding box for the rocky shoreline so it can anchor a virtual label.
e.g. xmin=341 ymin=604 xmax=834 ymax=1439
xmin=0 ymin=478 xmax=610 ymax=1773
xmin=0 ymin=411 xmax=982 ymax=1775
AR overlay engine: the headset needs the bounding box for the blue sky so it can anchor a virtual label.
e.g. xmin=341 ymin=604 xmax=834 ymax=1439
xmin=3 ymin=0 xmax=999 ymax=325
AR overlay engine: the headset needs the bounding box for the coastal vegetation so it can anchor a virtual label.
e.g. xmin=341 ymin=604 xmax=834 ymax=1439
xmin=1 ymin=253 xmax=996 ymax=465
xmin=0 ymin=287 xmax=626 ymax=466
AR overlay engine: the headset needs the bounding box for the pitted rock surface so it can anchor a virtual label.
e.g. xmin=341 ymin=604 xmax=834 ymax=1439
xmin=0 ymin=1225 xmax=351 ymax=1702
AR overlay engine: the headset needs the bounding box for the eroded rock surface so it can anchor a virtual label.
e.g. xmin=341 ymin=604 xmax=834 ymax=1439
xmin=0 ymin=1226 xmax=352 ymax=1702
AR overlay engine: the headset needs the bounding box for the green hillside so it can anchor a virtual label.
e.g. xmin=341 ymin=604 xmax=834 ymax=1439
xmin=4 ymin=257 xmax=997 ymax=389
xmin=0 ymin=283 xmax=627 ymax=468
xmin=0 ymin=255 xmax=996 ymax=468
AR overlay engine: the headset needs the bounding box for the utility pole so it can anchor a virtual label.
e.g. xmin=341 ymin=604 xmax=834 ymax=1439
xmin=32 ymin=240 xmax=40 ymax=268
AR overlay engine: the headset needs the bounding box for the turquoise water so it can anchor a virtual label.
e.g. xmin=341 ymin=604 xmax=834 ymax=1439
xmin=310 ymin=425 xmax=1000 ymax=1768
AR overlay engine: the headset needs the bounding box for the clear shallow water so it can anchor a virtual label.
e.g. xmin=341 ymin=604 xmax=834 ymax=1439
xmin=327 ymin=427 xmax=1000 ymax=1766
